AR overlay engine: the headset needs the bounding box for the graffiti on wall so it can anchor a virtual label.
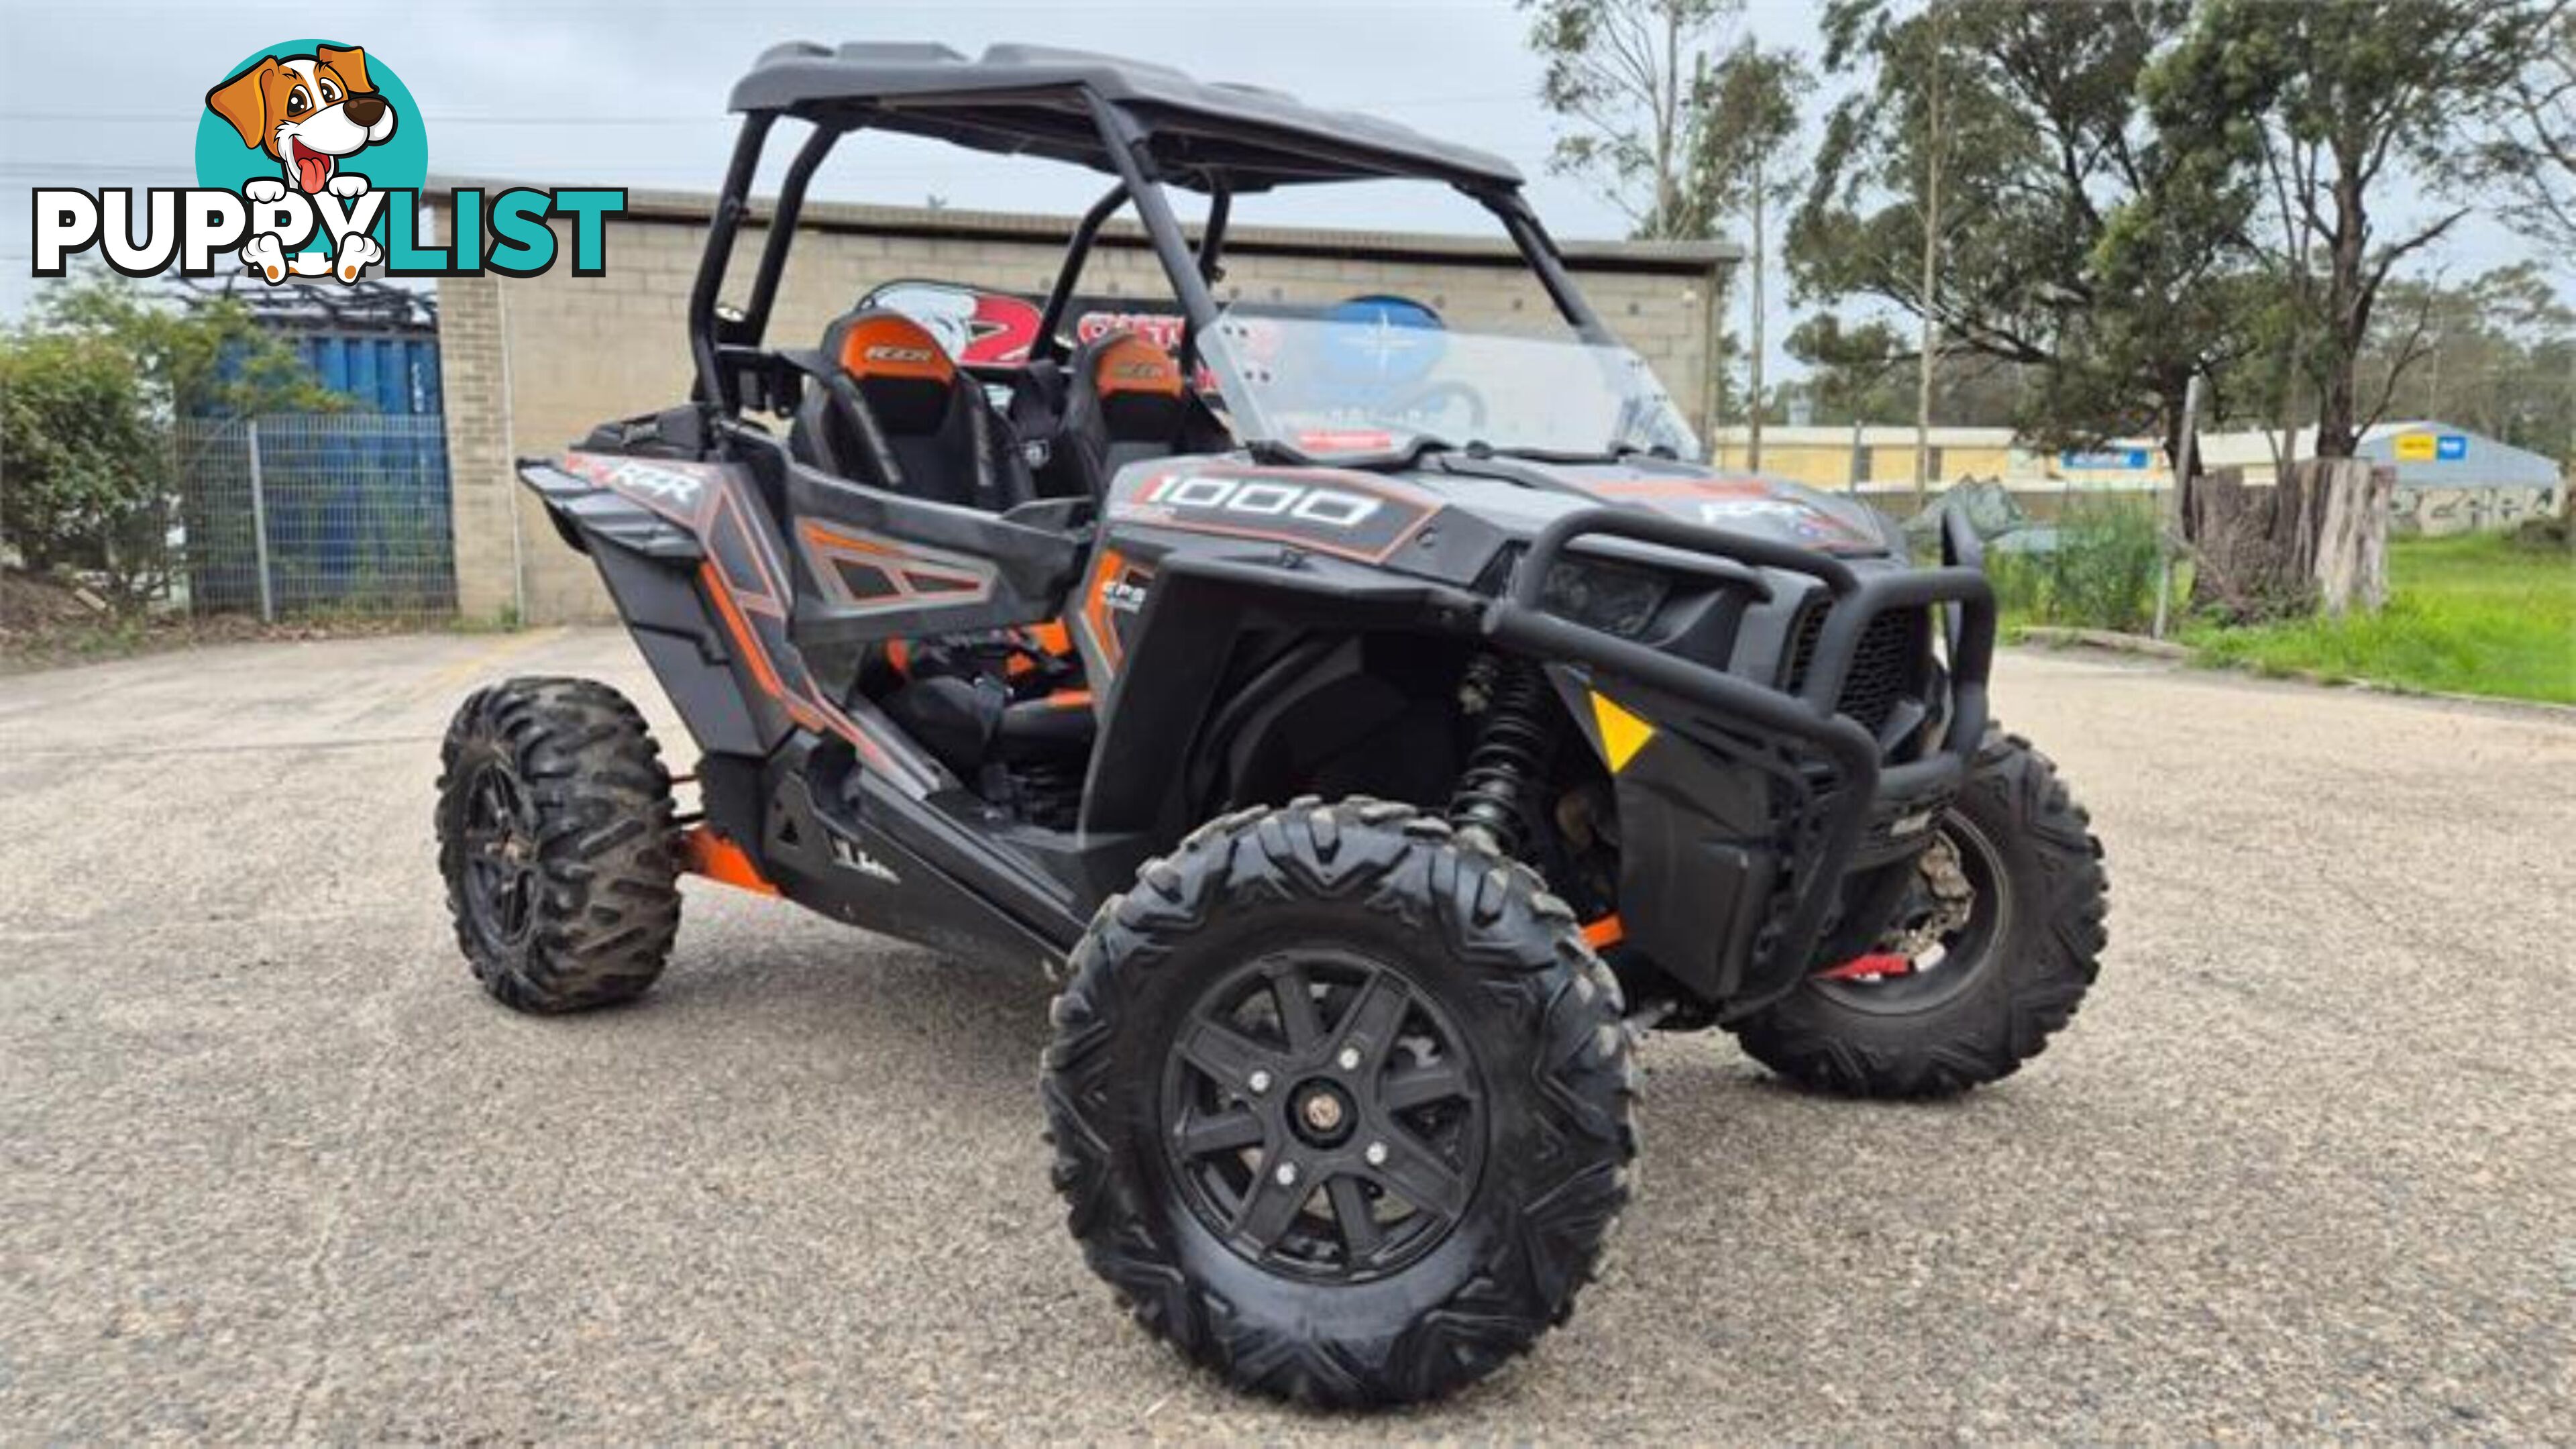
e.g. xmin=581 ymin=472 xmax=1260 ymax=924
xmin=2396 ymin=486 xmax=2562 ymax=535
xmin=857 ymin=280 xmax=1442 ymax=372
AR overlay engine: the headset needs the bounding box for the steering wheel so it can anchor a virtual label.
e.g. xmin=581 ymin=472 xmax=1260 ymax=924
xmin=1394 ymin=379 xmax=1490 ymax=435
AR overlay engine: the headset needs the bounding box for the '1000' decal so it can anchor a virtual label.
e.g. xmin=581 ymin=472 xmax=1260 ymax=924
xmin=1112 ymin=466 xmax=1434 ymax=562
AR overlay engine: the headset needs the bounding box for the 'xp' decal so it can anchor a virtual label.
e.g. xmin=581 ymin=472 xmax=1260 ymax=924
xmin=1112 ymin=466 xmax=1436 ymax=563
xmin=1081 ymin=551 xmax=1151 ymax=676
xmin=30 ymin=38 xmax=625 ymax=284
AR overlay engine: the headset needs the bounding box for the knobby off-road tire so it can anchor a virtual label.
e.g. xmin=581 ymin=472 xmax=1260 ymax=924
xmin=1042 ymin=798 xmax=1637 ymax=1408
xmin=435 ymin=677 xmax=680 ymax=1013
xmin=1729 ymin=730 xmax=2107 ymax=1098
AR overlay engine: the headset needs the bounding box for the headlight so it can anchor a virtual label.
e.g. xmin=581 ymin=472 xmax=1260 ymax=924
xmin=1538 ymin=557 xmax=1668 ymax=638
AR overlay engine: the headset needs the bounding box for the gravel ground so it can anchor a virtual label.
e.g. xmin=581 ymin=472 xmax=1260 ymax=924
xmin=2 ymin=630 xmax=2570 ymax=1442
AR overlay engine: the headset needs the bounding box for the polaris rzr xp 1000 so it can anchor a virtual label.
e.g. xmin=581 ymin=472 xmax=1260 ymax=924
xmin=435 ymin=42 xmax=2108 ymax=1409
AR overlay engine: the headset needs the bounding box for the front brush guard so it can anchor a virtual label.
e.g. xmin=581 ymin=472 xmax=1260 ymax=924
xmin=1484 ymin=506 xmax=1996 ymax=1012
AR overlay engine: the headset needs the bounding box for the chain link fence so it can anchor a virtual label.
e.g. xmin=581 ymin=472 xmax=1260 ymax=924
xmin=173 ymin=414 xmax=455 ymax=624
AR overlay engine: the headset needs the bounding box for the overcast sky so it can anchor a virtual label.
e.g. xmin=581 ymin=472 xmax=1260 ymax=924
xmin=0 ymin=0 xmax=2555 ymax=384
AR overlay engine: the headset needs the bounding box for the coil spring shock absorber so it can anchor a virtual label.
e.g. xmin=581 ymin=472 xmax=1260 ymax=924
xmin=1448 ymin=655 xmax=1560 ymax=858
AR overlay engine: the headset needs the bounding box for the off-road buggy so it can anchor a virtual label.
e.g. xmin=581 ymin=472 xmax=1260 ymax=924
xmin=435 ymin=42 xmax=2107 ymax=1409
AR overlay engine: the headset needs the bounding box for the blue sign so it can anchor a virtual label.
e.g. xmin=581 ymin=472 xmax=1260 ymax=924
xmin=2061 ymin=447 xmax=2151 ymax=470
xmin=2436 ymin=435 xmax=2469 ymax=461
xmin=1317 ymin=294 xmax=1446 ymax=388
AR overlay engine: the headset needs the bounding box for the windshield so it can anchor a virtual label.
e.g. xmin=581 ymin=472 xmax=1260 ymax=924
xmin=1197 ymin=303 xmax=1703 ymax=464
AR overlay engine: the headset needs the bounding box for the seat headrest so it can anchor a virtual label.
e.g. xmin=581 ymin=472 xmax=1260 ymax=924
xmin=1089 ymin=333 xmax=1183 ymax=400
xmin=830 ymin=309 xmax=956 ymax=384
xmin=825 ymin=309 xmax=957 ymax=434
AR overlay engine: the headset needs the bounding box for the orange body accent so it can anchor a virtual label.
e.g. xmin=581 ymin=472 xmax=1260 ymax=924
xmin=800 ymin=519 xmax=904 ymax=557
xmin=1041 ymin=688 xmax=1095 ymax=710
xmin=678 ymin=825 xmax=779 ymax=896
xmin=1581 ymin=915 xmax=1625 ymax=949
xmin=835 ymin=313 xmax=956 ymax=384
xmin=701 ymin=562 xmax=788 ymax=703
xmin=1081 ymin=549 xmax=1132 ymax=670
xmin=1026 ymin=619 xmax=1075 ymax=656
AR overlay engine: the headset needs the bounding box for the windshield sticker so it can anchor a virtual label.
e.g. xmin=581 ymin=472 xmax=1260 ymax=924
xmin=1292 ymin=428 xmax=1399 ymax=454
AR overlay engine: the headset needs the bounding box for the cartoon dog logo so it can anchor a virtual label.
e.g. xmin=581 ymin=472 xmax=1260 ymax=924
xmin=205 ymin=44 xmax=394 ymax=281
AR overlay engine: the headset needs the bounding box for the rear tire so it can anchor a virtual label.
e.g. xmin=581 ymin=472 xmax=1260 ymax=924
xmin=435 ymin=677 xmax=680 ymax=1013
xmin=1042 ymin=798 xmax=1635 ymax=1407
xmin=1727 ymin=730 xmax=2106 ymax=1097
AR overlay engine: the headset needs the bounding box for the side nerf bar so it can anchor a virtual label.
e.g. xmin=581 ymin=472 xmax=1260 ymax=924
xmin=1482 ymin=506 xmax=1996 ymax=989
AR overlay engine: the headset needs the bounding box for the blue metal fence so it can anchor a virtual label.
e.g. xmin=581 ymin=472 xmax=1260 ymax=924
xmin=176 ymin=413 xmax=455 ymax=621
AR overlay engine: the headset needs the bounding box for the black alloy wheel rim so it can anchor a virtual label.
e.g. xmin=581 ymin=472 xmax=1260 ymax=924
xmin=460 ymin=760 xmax=539 ymax=954
xmin=1158 ymin=947 xmax=1486 ymax=1284
xmin=1820 ymin=812 xmax=2010 ymax=1014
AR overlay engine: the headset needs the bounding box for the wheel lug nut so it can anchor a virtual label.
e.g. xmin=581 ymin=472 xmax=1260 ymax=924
xmin=1364 ymin=1140 xmax=1388 ymax=1166
xmin=1247 ymin=1069 xmax=1273 ymax=1094
xmin=1336 ymin=1046 xmax=1361 ymax=1071
xmin=1275 ymin=1161 xmax=1299 ymax=1186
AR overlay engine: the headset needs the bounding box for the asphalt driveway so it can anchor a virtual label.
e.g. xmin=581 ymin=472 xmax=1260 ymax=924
xmin=3 ymin=631 xmax=2570 ymax=1440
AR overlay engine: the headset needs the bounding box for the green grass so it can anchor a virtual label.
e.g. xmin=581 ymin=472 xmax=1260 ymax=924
xmin=2184 ymin=532 xmax=2576 ymax=704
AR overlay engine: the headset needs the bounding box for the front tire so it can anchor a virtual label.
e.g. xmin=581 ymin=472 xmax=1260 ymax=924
xmin=435 ymin=677 xmax=680 ymax=1013
xmin=1042 ymin=798 xmax=1635 ymax=1407
xmin=1728 ymin=730 xmax=2107 ymax=1097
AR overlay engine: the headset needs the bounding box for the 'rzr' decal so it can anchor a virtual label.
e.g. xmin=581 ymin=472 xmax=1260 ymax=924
xmin=1112 ymin=465 xmax=1436 ymax=563
xmin=568 ymin=451 xmax=729 ymax=529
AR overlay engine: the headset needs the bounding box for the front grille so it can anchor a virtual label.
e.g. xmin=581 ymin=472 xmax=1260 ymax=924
xmin=1839 ymin=610 xmax=1925 ymax=734
xmin=1782 ymin=604 xmax=1926 ymax=737
xmin=1781 ymin=604 xmax=1828 ymax=694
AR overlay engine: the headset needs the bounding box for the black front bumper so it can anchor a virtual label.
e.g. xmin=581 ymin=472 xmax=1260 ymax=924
xmin=1485 ymin=506 xmax=1995 ymax=1012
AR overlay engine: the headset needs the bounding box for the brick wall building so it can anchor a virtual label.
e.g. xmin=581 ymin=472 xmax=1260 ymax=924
xmin=433 ymin=186 xmax=1735 ymax=625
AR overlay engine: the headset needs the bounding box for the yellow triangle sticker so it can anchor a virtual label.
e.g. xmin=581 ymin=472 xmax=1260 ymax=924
xmin=1589 ymin=691 xmax=1654 ymax=772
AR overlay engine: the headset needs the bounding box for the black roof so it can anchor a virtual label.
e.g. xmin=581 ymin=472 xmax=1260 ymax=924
xmin=729 ymin=42 xmax=1524 ymax=193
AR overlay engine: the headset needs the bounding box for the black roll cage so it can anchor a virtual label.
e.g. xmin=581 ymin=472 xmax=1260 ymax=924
xmin=686 ymin=92 xmax=1614 ymax=415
